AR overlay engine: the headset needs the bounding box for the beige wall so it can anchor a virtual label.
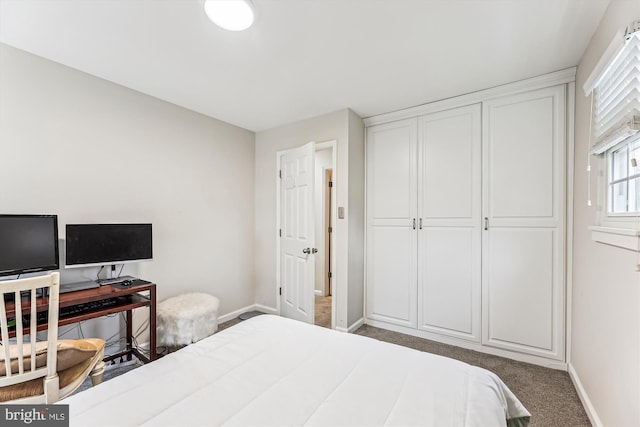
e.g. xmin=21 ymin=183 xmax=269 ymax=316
xmin=572 ymin=2 xmax=640 ymax=426
xmin=254 ymin=109 xmax=364 ymax=330
xmin=1 ymin=42 xmax=366 ymax=338
xmin=0 ymin=44 xmax=256 ymax=319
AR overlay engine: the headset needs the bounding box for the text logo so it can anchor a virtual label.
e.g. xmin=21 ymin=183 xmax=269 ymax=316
xmin=2 ymin=405 xmax=68 ymax=426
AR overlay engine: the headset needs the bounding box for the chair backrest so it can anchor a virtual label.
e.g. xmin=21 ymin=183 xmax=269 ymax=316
xmin=0 ymin=272 xmax=60 ymax=402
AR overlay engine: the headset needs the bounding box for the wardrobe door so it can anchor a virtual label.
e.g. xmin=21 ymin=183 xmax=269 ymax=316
xmin=417 ymin=104 xmax=482 ymax=342
xmin=366 ymin=118 xmax=418 ymax=328
xmin=482 ymin=85 xmax=566 ymax=360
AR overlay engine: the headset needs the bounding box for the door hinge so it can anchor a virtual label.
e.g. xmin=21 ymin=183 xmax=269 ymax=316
xmin=328 ymin=226 xmax=332 ymax=233
xmin=279 ymin=287 xmax=282 ymax=295
xmin=328 ymin=181 xmax=333 ymax=187
xmin=279 ymin=169 xmax=282 ymax=179
xmin=328 ymin=272 xmax=332 ymax=279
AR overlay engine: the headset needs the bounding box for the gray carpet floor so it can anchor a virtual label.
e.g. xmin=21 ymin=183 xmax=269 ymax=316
xmin=74 ymin=317 xmax=591 ymax=426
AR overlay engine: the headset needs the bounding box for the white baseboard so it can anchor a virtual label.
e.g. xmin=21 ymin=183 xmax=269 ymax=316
xmin=218 ymin=305 xmax=255 ymax=324
xmin=347 ymin=317 xmax=364 ymax=333
xmin=568 ymin=363 xmax=603 ymax=427
xmin=335 ymin=317 xmax=364 ymax=333
xmin=366 ymin=318 xmax=567 ymax=370
xmin=218 ymin=304 xmax=278 ymax=324
xmin=255 ymin=304 xmax=277 ymax=315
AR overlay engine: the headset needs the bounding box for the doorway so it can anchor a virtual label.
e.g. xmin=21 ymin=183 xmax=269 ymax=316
xmin=277 ymin=141 xmax=336 ymax=329
xmin=314 ymin=159 xmax=332 ymax=328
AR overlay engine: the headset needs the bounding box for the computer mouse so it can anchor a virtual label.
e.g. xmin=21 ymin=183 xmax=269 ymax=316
xmin=122 ymin=279 xmax=132 ymax=287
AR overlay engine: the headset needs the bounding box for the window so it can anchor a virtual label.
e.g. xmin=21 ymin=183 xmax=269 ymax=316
xmin=608 ymin=137 xmax=640 ymax=214
xmin=589 ymin=22 xmax=640 ymax=217
xmin=585 ymin=19 xmax=640 ymax=250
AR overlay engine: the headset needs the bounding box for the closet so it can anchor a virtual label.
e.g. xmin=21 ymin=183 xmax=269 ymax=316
xmin=365 ymin=76 xmax=568 ymax=364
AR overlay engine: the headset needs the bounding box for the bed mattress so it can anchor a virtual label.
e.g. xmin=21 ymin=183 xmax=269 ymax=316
xmin=64 ymin=315 xmax=530 ymax=426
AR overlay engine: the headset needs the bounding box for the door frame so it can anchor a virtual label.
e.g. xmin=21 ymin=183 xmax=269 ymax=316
xmin=323 ymin=167 xmax=332 ymax=297
xmin=276 ymin=140 xmax=337 ymax=329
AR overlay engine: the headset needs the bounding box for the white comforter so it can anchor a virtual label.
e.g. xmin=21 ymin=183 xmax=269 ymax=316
xmin=65 ymin=315 xmax=530 ymax=426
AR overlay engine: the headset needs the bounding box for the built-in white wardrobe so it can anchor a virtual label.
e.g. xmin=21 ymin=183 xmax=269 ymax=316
xmin=365 ymin=70 xmax=572 ymax=366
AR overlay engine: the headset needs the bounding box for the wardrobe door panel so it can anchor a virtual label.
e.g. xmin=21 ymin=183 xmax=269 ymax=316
xmin=418 ymin=104 xmax=481 ymax=342
xmin=366 ymin=118 xmax=418 ymax=327
xmin=482 ymin=85 xmax=565 ymax=360
xmin=367 ymin=226 xmax=417 ymax=326
xmin=420 ymin=227 xmax=478 ymax=338
xmin=421 ymin=108 xmax=478 ymax=220
xmin=488 ymin=96 xmax=555 ymax=219
xmin=486 ymin=228 xmax=557 ymax=351
xmin=368 ymin=120 xmax=416 ymax=223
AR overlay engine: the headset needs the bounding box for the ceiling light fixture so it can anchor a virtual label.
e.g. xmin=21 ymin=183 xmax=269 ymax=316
xmin=204 ymin=0 xmax=255 ymax=31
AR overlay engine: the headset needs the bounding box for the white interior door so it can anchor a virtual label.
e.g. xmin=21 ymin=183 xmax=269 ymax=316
xmin=280 ymin=142 xmax=315 ymax=324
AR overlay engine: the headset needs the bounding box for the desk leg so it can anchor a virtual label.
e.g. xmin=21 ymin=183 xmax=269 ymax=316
xmin=126 ymin=309 xmax=133 ymax=362
xmin=150 ymin=286 xmax=157 ymax=361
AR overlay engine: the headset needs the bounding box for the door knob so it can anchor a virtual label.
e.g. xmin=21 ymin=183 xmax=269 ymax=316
xmin=303 ymin=248 xmax=311 ymax=254
xmin=312 ymin=248 xmax=318 ymax=254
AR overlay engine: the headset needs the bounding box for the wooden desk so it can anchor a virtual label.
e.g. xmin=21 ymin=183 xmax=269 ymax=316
xmin=4 ymin=282 xmax=157 ymax=363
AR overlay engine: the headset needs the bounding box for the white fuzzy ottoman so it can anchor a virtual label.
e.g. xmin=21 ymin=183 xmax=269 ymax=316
xmin=157 ymin=293 xmax=220 ymax=347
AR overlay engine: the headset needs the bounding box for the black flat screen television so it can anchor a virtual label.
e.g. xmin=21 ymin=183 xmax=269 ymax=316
xmin=0 ymin=214 xmax=60 ymax=277
xmin=65 ymin=223 xmax=153 ymax=268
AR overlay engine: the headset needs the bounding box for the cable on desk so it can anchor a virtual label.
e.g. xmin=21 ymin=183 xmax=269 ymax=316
xmin=59 ymin=319 xmax=130 ymax=360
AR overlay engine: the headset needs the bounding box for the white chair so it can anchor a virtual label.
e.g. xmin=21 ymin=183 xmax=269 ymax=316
xmin=0 ymin=272 xmax=106 ymax=403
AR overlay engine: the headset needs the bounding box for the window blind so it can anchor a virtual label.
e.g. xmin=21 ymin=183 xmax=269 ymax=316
xmin=591 ymin=29 xmax=640 ymax=155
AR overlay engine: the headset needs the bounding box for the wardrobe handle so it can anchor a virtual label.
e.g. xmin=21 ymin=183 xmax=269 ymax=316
xmin=484 ymin=217 xmax=489 ymax=231
xmin=412 ymin=218 xmax=416 ymax=230
xmin=419 ymin=218 xmax=423 ymax=230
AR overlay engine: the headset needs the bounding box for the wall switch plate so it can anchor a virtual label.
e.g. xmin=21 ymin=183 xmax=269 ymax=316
xmin=338 ymin=207 xmax=345 ymax=219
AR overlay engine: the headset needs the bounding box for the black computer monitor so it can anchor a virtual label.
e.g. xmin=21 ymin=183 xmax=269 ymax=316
xmin=65 ymin=223 xmax=152 ymax=268
xmin=0 ymin=214 xmax=60 ymax=277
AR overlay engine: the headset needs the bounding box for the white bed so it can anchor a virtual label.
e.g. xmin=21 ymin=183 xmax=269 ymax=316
xmin=64 ymin=315 xmax=531 ymax=426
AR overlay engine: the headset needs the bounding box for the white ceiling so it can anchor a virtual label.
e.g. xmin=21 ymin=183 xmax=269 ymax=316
xmin=0 ymin=0 xmax=610 ymax=132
